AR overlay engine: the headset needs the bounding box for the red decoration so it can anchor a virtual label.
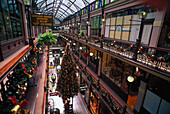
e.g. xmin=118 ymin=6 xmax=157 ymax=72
xmin=130 ymin=45 xmax=133 ymax=49
xmin=19 ymin=99 xmax=28 ymax=108
xmin=8 ymin=97 xmax=18 ymax=105
xmin=151 ymin=58 xmax=154 ymax=61
xmin=50 ymin=92 xmax=58 ymax=96
xmin=84 ymin=53 xmax=89 ymax=57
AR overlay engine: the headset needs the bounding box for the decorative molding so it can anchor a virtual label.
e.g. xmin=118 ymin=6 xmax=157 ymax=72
xmin=153 ymin=21 xmax=163 ymax=27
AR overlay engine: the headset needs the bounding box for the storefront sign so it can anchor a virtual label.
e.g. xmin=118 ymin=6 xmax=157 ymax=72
xmin=80 ymin=86 xmax=87 ymax=91
xmin=32 ymin=14 xmax=53 ymax=26
xmin=103 ymin=67 xmax=112 ymax=71
xmin=50 ymin=92 xmax=58 ymax=96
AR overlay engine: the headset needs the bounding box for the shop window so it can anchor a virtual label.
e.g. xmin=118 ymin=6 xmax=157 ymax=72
xmin=0 ymin=0 xmax=24 ymax=40
xmin=81 ymin=19 xmax=87 ymax=35
xmin=105 ymin=18 xmax=110 ymax=37
xmin=0 ymin=13 xmax=7 ymax=41
xmin=91 ymin=16 xmax=102 ymax=36
xmin=148 ymin=75 xmax=170 ymax=102
xmin=90 ymin=91 xmax=100 ymax=114
xmin=129 ymin=14 xmax=141 ymax=42
xmin=141 ymin=24 xmax=152 ymax=45
xmin=159 ymin=8 xmax=170 ymax=47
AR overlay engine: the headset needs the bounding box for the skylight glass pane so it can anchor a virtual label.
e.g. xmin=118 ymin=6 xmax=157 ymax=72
xmin=70 ymin=5 xmax=77 ymax=12
xmin=75 ymin=0 xmax=85 ymax=8
xmin=37 ymin=0 xmax=98 ymax=21
xmin=47 ymin=0 xmax=53 ymax=4
xmin=47 ymin=4 xmax=53 ymax=9
xmin=60 ymin=4 xmax=68 ymax=10
xmin=67 ymin=9 xmax=72 ymax=14
xmin=63 ymin=0 xmax=69 ymax=6
xmin=41 ymin=3 xmax=46 ymax=8
xmin=37 ymin=0 xmax=43 ymax=4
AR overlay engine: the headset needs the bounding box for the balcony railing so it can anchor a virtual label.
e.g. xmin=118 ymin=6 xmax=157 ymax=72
xmin=88 ymin=61 xmax=96 ymax=73
xmin=75 ymin=51 xmax=79 ymax=57
xmin=80 ymin=56 xmax=87 ymax=64
xmin=62 ymin=32 xmax=170 ymax=75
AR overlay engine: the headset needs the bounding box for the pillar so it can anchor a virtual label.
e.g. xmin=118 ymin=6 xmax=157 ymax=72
xmin=134 ymin=73 xmax=149 ymax=113
xmin=22 ymin=3 xmax=28 ymax=42
xmin=32 ymin=26 xmax=35 ymax=37
xmin=97 ymin=52 xmax=103 ymax=77
xmin=101 ymin=0 xmax=105 ymax=48
xmin=149 ymin=8 xmax=167 ymax=47
xmin=41 ymin=26 xmax=43 ymax=33
xmin=86 ymin=47 xmax=89 ymax=65
xmin=36 ymin=26 xmax=38 ymax=36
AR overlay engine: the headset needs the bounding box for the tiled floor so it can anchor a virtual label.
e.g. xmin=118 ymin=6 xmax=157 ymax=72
xmin=47 ymin=55 xmax=90 ymax=114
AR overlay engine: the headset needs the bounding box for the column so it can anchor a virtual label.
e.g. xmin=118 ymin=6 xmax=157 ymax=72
xmin=41 ymin=26 xmax=43 ymax=33
xmin=101 ymin=0 xmax=105 ymax=48
xmin=22 ymin=3 xmax=28 ymax=42
xmin=36 ymin=27 xmax=38 ymax=36
xmin=134 ymin=73 xmax=149 ymax=113
xmin=149 ymin=8 xmax=167 ymax=47
xmin=86 ymin=47 xmax=89 ymax=65
xmin=97 ymin=52 xmax=103 ymax=78
xmin=32 ymin=26 xmax=35 ymax=37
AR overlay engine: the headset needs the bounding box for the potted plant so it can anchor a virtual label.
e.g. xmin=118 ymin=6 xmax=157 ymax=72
xmin=37 ymin=29 xmax=56 ymax=53
xmin=79 ymin=31 xmax=85 ymax=39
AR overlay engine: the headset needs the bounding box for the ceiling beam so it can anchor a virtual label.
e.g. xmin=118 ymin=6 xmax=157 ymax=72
xmin=62 ymin=3 xmax=75 ymax=13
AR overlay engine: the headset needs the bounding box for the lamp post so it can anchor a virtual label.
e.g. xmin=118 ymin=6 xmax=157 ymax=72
xmin=127 ymin=75 xmax=135 ymax=95
xmin=23 ymin=0 xmax=35 ymax=46
xmin=133 ymin=10 xmax=147 ymax=61
xmin=90 ymin=52 xmax=93 ymax=63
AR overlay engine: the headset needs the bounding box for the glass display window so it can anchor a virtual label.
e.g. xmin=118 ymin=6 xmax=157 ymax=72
xmin=90 ymin=90 xmax=100 ymax=114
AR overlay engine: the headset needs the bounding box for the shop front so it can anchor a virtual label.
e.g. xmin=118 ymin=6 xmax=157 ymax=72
xmin=79 ymin=74 xmax=90 ymax=106
xmin=89 ymin=90 xmax=100 ymax=114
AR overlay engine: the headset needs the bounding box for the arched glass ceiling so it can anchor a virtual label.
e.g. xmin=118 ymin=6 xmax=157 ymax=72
xmin=36 ymin=0 xmax=96 ymax=21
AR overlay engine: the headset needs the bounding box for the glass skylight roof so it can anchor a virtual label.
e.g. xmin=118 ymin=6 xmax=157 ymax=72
xmin=36 ymin=0 xmax=96 ymax=21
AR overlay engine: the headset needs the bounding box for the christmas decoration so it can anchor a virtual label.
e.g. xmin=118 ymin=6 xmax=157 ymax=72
xmin=0 ymin=48 xmax=38 ymax=113
xmin=57 ymin=43 xmax=79 ymax=102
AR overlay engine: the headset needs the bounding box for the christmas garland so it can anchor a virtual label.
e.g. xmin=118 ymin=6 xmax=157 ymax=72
xmin=1 ymin=48 xmax=38 ymax=113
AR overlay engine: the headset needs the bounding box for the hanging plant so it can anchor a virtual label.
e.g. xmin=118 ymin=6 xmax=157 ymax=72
xmin=79 ymin=31 xmax=85 ymax=37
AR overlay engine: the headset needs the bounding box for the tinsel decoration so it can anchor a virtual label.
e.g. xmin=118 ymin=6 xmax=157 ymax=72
xmin=57 ymin=43 xmax=79 ymax=101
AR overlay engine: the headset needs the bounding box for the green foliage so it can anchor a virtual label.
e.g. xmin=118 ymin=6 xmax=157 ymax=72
xmin=37 ymin=32 xmax=56 ymax=47
xmin=57 ymin=45 xmax=79 ymax=101
xmin=49 ymin=29 xmax=52 ymax=33
xmin=1 ymin=49 xmax=38 ymax=113
xmin=79 ymin=30 xmax=85 ymax=37
xmin=64 ymin=30 xmax=67 ymax=32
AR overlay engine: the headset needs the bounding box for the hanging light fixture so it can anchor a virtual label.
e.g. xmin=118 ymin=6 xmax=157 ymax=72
xmin=76 ymin=72 xmax=79 ymax=77
xmin=138 ymin=11 xmax=148 ymax=19
xmin=73 ymin=43 xmax=76 ymax=45
xmin=79 ymin=47 xmax=82 ymax=50
xmin=90 ymin=52 xmax=93 ymax=56
xmin=127 ymin=76 xmax=134 ymax=83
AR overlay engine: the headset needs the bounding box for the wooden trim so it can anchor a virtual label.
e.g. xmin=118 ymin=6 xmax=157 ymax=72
xmin=0 ymin=46 xmax=32 ymax=80
xmin=43 ymin=47 xmax=48 ymax=114
xmin=63 ymin=34 xmax=170 ymax=81
xmin=104 ymin=0 xmax=144 ymax=14
xmin=0 ymin=39 xmax=37 ymax=80
xmin=77 ymin=56 xmax=123 ymax=108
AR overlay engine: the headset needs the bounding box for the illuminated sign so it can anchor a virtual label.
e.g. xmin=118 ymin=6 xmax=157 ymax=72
xmin=32 ymin=14 xmax=53 ymax=26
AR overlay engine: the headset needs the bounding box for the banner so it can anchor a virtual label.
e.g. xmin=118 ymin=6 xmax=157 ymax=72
xmin=32 ymin=14 xmax=53 ymax=26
